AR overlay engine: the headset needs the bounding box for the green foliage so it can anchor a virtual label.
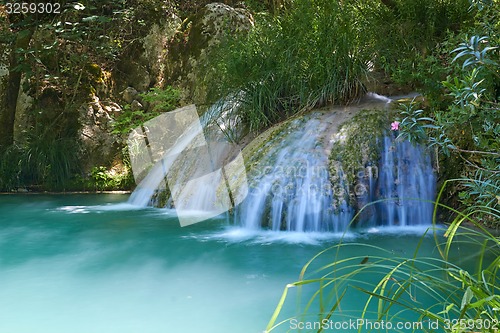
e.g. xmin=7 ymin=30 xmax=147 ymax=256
xmin=0 ymin=137 xmax=81 ymax=191
xmin=140 ymin=87 xmax=181 ymax=112
xmin=437 ymin=31 xmax=499 ymax=218
xmin=366 ymin=0 xmax=474 ymax=92
xmin=84 ymin=165 xmax=133 ymax=191
xmin=459 ymin=171 xmax=500 ymax=227
xmin=112 ymin=86 xmax=181 ymax=135
xmin=397 ymin=101 xmax=440 ymax=144
xmin=6 ymin=0 xmax=148 ymax=97
xmin=395 ymin=1 xmax=499 ymax=225
xmin=204 ymin=0 xmax=368 ymax=133
xmin=452 ymin=35 xmax=499 ymax=69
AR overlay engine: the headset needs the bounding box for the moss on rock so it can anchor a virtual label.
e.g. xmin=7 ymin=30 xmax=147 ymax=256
xmin=329 ymin=109 xmax=393 ymax=184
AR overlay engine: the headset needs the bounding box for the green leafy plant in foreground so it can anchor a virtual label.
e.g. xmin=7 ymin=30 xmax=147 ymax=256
xmin=265 ymin=193 xmax=500 ymax=332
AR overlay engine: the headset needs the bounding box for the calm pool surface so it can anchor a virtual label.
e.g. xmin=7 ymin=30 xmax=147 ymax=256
xmin=0 ymin=194 xmax=475 ymax=333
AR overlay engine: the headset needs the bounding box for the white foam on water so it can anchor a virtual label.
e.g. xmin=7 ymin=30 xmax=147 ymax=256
xmin=185 ymin=226 xmax=357 ymax=245
xmin=54 ymin=203 xmax=143 ymax=214
xmin=365 ymin=92 xmax=393 ymax=103
xmin=361 ymin=224 xmax=446 ymax=236
xmin=55 ymin=205 xmax=93 ymax=214
xmin=184 ymin=223 xmax=447 ymax=246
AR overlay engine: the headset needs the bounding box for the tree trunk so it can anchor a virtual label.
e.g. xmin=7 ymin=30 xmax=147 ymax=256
xmin=0 ymin=28 xmax=33 ymax=151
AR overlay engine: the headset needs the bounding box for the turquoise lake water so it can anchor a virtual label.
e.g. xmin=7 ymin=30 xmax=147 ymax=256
xmin=0 ymin=194 xmax=483 ymax=333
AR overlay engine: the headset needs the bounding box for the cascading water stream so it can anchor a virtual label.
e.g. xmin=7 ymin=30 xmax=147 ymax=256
xmin=236 ymin=116 xmax=353 ymax=232
xmin=373 ymin=136 xmax=436 ymax=227
xmin=126 ymin=94 xmax=437 ymax=231
xmin=127 ymin=122 xmax=204 ymax=207
xmin=237 ymin=132 xmax=436 ymax=231
xmin=127 ymin=102 xmax=236 ymax=208
xmin=126 ymin=101 xmax=249 ymax=226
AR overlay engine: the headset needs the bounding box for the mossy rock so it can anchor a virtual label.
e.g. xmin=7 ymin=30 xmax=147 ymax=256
xmin=327 ymin=107 xmax=402 ymax=210
xmin=329 ymin=109 xmax=394 ymax=183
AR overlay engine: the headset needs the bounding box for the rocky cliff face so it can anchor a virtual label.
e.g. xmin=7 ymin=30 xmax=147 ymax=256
xmin=0 ymin=9 xmax=10 ymax=133
xmin=83 ymin=2 xmax=254 ymax=180
xmin=0 ymin=2 xmax=257 ymax=191
xmin=80 ymin=11 xmax=182 ymax=174
xmin=165 ymin=3 xmax=254 ymax=104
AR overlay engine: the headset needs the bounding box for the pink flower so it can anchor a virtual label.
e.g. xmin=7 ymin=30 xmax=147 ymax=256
xmin=391 ymin=121 xmax=400 ymax=131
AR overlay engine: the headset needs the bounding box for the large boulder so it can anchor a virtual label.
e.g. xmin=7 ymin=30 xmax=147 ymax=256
xmin=79 ymin=94 xmax=122 ymax=171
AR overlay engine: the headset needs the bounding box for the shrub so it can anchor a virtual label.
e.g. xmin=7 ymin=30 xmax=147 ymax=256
xmin=395 ymin=0 xmax=499 ymax=226
xmin=366 ymin=0 xmax=474 ymax=92
xmin=112 ymin=86 xmax=182 ymax=135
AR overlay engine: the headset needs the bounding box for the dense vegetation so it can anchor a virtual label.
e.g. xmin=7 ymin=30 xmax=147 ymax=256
xmin=0 ymin=0 xmax=178 ymax=190
xmin=203 ymin=0 xmax=498 ymax=226
xmin=0 ymin=1 xmax=498 ymax=331
xmin=204 ymin=0 xmax=474 ymax=132
xmin=204 ymin=0 xmax=369 ymax=132
xmin=396 ymin=0 xmax=499 ymax=227
xmin=0 ymin=0 xmax=498 ymax=224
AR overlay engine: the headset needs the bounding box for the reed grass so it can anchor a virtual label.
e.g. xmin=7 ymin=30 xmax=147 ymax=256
xmin=265 ymin=195 xmax=500 ymax=332
xmin=0 ymin=137 xmax=81 ymax=191
xmin=204 ymin=0 xmax=369 ymax=135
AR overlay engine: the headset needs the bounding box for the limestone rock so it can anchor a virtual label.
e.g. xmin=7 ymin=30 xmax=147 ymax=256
xmin=79 ymin=95 xmax=121 ymax=171
xmin=121 ymin=87 xmax=139 ymax=104
xmin=165 ymin=3 xmax=254 ymax=104
xmin=362 ymin=70 xmax=414 ymax=97
xmin=102 ymin=101 xmax=122 ymax=118
xmin=114 ymin=13 xmax=181 ymax=94
xmin=13 ymin=75 xmax=34 ymax=142
xmin=130 ymin=100 xmax=143 ymax=111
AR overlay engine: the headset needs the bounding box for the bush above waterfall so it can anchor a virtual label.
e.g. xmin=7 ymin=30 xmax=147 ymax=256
xmin=393 ymin=1 xmax=499 ymax=227
xmin=203 ymin=0 xmax=369 ymax=133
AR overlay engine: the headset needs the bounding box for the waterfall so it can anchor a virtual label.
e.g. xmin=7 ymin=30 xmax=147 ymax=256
xmin=126 ymin=96 xmax=436 ymax=231
xmin=236 ymin=107 xmax=436 ymax=231
xmin=236 ymin=115 xmax=353 ymax=232
xmin=369 ymin=136 xmax=436 ymax=227
xmin=126 ymin=103 xmax=248 ymax=226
